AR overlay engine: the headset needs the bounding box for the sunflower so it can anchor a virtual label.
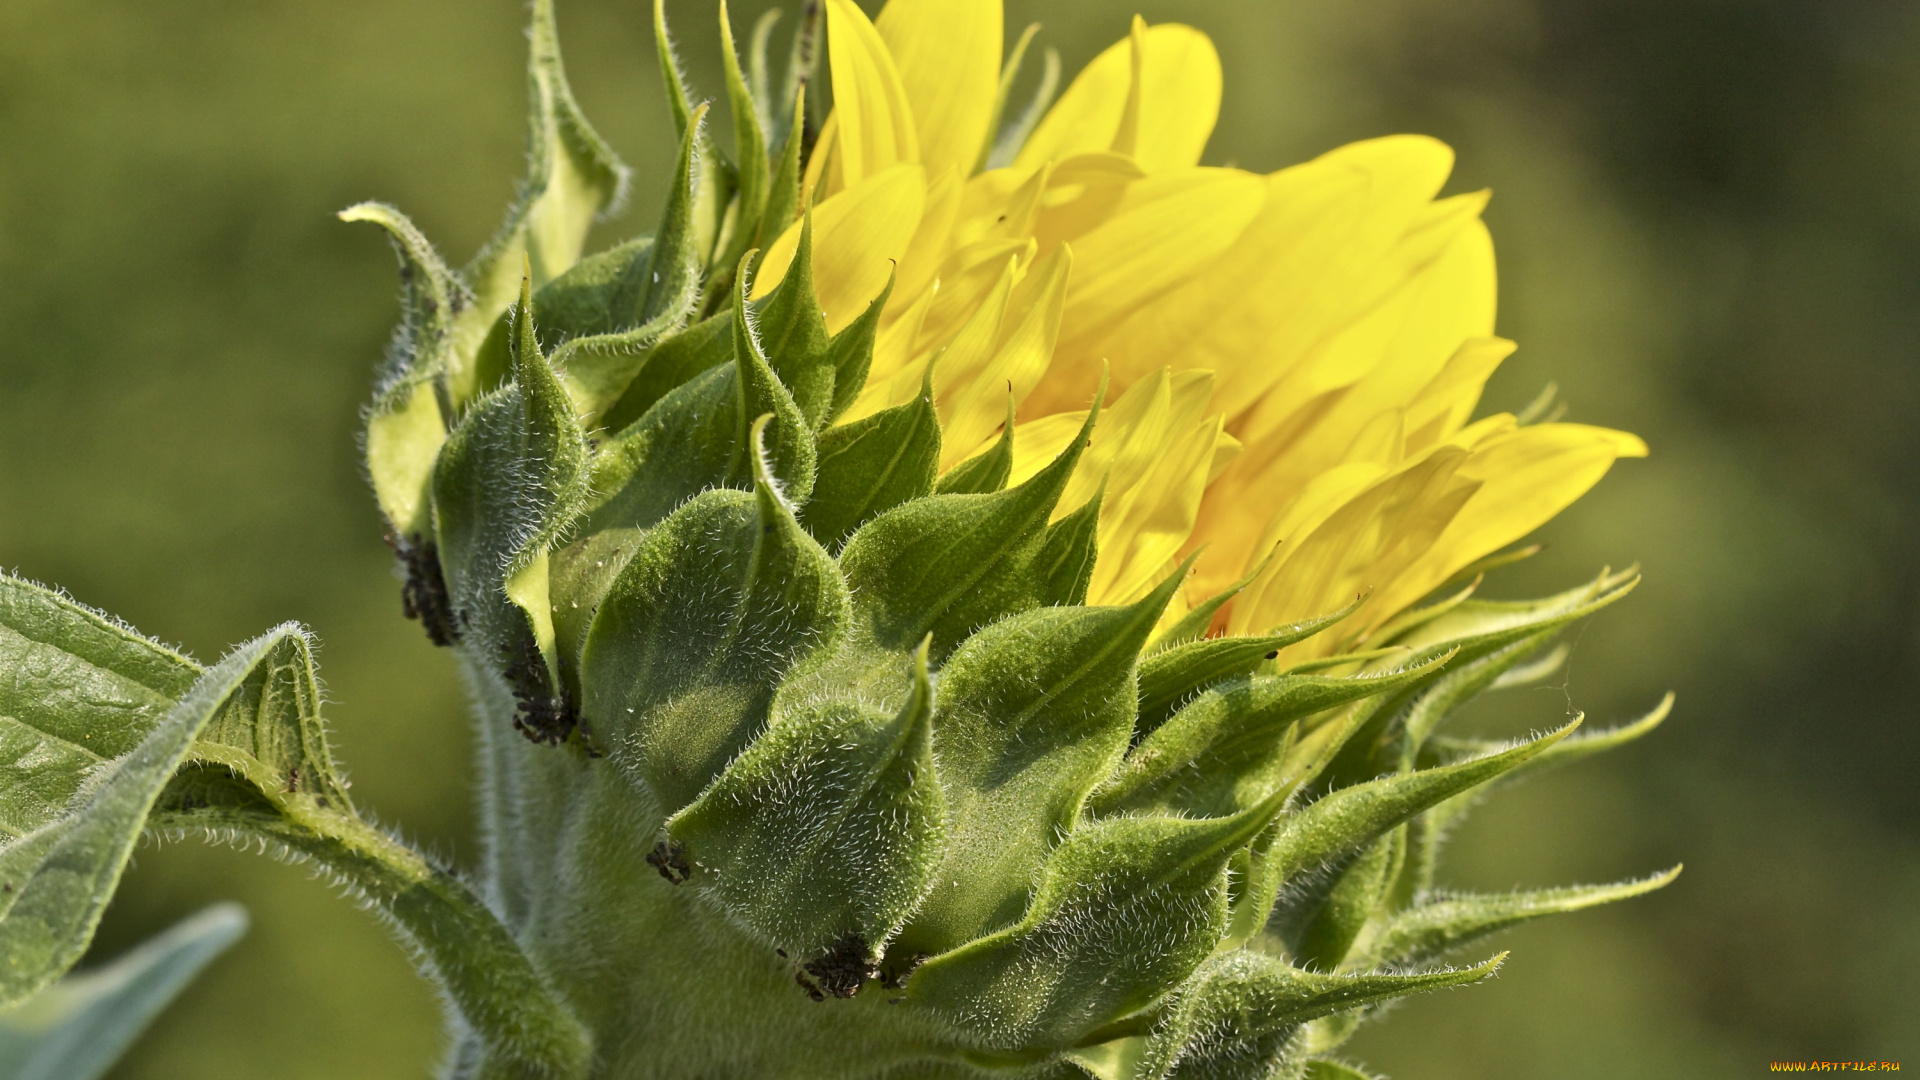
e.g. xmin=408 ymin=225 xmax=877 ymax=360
xmin=750 ymin=0 xmax=1645 ymax=652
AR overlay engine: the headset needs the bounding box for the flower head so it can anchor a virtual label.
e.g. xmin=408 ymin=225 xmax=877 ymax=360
xmin=753 ymin=0 xmax=1645 ymax=652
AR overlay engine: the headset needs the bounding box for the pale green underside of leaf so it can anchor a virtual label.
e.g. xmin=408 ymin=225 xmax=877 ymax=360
xmin=0 ymin=903 xmax=247 ymax=1080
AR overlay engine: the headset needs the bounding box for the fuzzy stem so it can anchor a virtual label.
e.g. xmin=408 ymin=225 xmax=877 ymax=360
xmin=265 ymin=810 xmax=591 ymax=1078
xmin=157 ymin=783 xmax=592 ymax=1080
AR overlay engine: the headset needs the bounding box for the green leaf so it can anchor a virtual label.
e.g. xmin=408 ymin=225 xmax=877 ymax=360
xmin=455 ymin=0 xmax=630 ymax=406
xmin=1098 ymin=652 xmax=1454 ymax=820
xmin=339 ymin=202 xmax=468 ymax=538
xmin=897 ymin=569 xmax=1184 ymax=956
xmin=0 ymin=578 xmax=196 ymax=843
xmin=667 ymin=640 xmax=945 ymax=990
xmin=0 ymin=904 xmax=246 ymax=1080
xmin=0 ymin=628 xmax=287 ymax=1005
xmin=1036 ymin=490 xmax=1103 ymax=607
xmin=0 ymin=583 xmax=589 ymax=1076
xmin=800 ymin=388 xmax=941 ymax=553
xmin=936 ymin=402 xmax=1015 ymax=495
xmin=1134 ymin=598 xmax=1363 ymax=738
xmin=1136 ymin=950 xmax=1503 ymax=1080
xmin=838 ymin=400 xmax=1099 ymax=658
xmin=580 ymin=441 xmax=848 ymax=812
xmin=1357 ymin=867 xmax=1681 ymax=970
xmin=907 ymin=788 xmax=1289 ymax=1051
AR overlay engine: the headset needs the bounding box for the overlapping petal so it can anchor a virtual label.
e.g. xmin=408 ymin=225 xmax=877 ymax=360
xmin=777 ymin=0 xmax=1644 ymax=640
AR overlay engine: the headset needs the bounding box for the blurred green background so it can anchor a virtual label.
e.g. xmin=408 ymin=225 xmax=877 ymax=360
xmin=1 ymin=0 xmax=1915 ymax=1075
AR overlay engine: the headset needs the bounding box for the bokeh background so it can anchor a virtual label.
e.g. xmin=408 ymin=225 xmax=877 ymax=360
xmin=2 ymin=0 xmax=1915 ymax=1075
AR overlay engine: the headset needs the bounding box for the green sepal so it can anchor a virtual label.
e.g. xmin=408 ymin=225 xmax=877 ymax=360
xmin=339 ymin=203 xmax=468 ymax=539
xmin=1134 ymin=950 xmax=1503 ymax=1080
xmin=1320 ymin=569 xmax=1636 ymax=791
xmin=709 ymin=0 xmax=771 ymax=293
xmin=431 ymin=273 xmax=590 ymax=735
xmin=757 ymin=88 xmax=807 ymax=267
xmin=653 ymin=0 xmax=734 ymax=266
xmin=731 ymin=257 xmax=819 ymax=503
xmin=471 ymin=107 xmax=706 ymax=416
xmin=0 ymin=626 xmax=293 ymax=1005
xmin=906 ymin=787 xmax=1289 ymax=1051
xmin=897 ymin=567 xmax=1186 ymax=957
xmin=0 ymin=904 xmax=247 ymax=1080
xmin=1037 ymin=490 xmax=1104 ymax=607
xmin=1098 ymin=651 xmax=1455 ymax=820
xmin=580 ymin=441 xmax=848 ymax=813
xmin=1393 ymin=693 xmax=1673 ymax=905
xmin=1244 ymin=720 xmax=1580 ymax=954
xmin=667 ymin=640 xmax=945 ymax=989
xmin=1145 ymin=552 xmax=1276 ymax=657
xmin=1303 ymin=1061 xmax=1382 ymax=1080
xmin=1422 ymin=691 xmax=1673 ymax=778
xmin=597 ymin=310 xmax=732 ymax=434
xmin=838 ymin=398 xmax=1100 ymax=658
xmin=556 ymin=263 xmax=819 ymax=642
xmin=456 ymin=0 xmax=630 ymax=406
xmin=800 ymin=384 xmax=940 ymax=553
xmin=1291 ymin=829 xmax=1403 ymax=974
xmin=1356 ymin=867 xmax=1681 ymax=970
xmin=1133 ymin=597 xmax=1364 ymax=739
xmin=752 ymin=216 xmax=836 ymax=428
xmin=936 ymin=402 xmax=1015 ymax=495
xmin=825 ymin=273 xmax=893 ymax=425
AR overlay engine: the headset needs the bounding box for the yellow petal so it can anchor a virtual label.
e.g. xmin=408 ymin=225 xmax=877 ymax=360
xmin=893 ymin=165 xmax=963 ymax=305
xmin=875 ymin=0 xmax=1001 ymax=179
xmin=932 ymin=255 xmax=1018 ymax=466
xmin=1231 ymin=446 xmax=1480 ymax=643
xmin=1233 ymin=201 xmax=1496 ymax=502
xmin=1041 ymin=136 xmax=1457 ymax=432
xmin=1087 ymin=371 xmax=1224 ymax=605
xmin=1026 ymin=167 xmax=1265 ymax=413
xmin=755 ymin=163 xmax=927 ymax=333
xmin=1015 ymin=21 xmax=1221 ymax=173
xmin=1008 ymin=409 xmax=1087 ymax=488
xmin=1179 ymin=180 xmax=1488 ymax=596
xmin=913 ymin=236 xmax=1034 ymax=358
xmin=1403 ymin=336 xmax=1515 ymax=454
xmin=826 ymin=0 xmax=920 ymax=186
xmin=938 ymin=245 xmax=1072 ymax=465
xmin=1368 ymin=422 xmax=1648 ymax=620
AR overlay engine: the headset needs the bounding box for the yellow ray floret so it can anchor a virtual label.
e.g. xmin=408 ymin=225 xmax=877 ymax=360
xmin=752 ymin=0 xmax=1645 ymax=639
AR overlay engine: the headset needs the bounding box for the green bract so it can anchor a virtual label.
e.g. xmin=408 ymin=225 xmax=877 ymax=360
xmin=0 ymin=3 xmax=1676 ymax=1078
